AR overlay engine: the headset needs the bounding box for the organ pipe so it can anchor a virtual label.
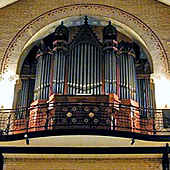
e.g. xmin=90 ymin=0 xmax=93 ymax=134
xmin=68 ymin=44 xmax=102 ymax=95
xmin=52 ymin=22 xmax=69 ymax=95
xmin=104 ymin=49 xmax=117 ymax=95
xmin=137 ymin=78 xmax=156 ymax=117
xmin=34 ymin=43 xmax=52 ymax=100
xmin=103 ymin=21 xmax=118 ymax=95
xmin=118 ymin=41 xmax=137 ymax=101
xmin=52 ymin=48 xmax=66 ymax=94
xmin=104 ymin=48 xmax=117 ymax=94
xmin=16 ymin=78 xmax=35 ymax=118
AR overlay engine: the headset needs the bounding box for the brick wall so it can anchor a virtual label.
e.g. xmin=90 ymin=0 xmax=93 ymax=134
xmin=0 ymin=1 xmax=169 ymax=169
xmin=4 ymin=158 xmax=162 ymax=170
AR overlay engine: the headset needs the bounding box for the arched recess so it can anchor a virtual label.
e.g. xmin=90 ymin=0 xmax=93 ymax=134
xmin=1 ymin=4 xmax=169 ymax=77
xmin=0 ymin=4 xmax=169 ymax=109
xmin=18 ymin=16 xmax=154 ymax=75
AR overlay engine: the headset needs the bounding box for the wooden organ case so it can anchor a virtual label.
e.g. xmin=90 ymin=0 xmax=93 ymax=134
xmin=14 ymin=16 xmax=155 ymax=134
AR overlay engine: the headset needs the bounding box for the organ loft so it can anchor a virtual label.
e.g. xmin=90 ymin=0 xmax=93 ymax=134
xmin=14 ymin=16 xmax=155 ymax=133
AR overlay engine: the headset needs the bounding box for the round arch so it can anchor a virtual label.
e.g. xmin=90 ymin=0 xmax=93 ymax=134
xmin=1 ymin=4 xmax=169 ymax=77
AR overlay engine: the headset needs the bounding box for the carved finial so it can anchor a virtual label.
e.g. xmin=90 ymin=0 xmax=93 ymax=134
xmin=61 ymin=21 xmax=64 ymax=25
xmin=109 ymin=21 xmax=111 ymax=25
xmin=84 ymin=16 xmax=88 ymax=25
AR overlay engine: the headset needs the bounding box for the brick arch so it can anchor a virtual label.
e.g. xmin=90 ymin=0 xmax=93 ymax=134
xmin=1 ymin=4 xmax=169 ymax=78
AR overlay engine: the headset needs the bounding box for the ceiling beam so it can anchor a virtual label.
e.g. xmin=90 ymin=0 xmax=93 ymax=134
xmin=0 ymin=146 xmax=168 ymax=154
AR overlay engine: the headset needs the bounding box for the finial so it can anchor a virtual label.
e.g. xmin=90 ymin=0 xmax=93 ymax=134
xmin=61 ymin=21 xmax=64 ymax=25
xmin=84 ymin=16 xmax=88 ymax=25
xmin=108 ymin=21 xmax=111 ymax=25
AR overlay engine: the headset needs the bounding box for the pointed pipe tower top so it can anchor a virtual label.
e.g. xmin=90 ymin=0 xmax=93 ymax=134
xmin=84 ymin=16 xmax=88 ymax=25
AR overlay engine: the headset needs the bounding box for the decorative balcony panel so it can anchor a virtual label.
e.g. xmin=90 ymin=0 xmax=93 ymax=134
xmin=47 ymin=94 xmax=117 ymax=130
xmin=0 ymin=96 xmax=170 ymax=140
xmin=28 ymin=99 xmax=48 ymax=132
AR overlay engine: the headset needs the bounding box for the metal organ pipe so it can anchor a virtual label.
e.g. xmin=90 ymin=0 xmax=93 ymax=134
xmin=137 ymin=78 xmax=156 ymax=117
xmin=118 ymin=42 xmax=137 ymax=101
xmin=16 ymin=79 xmax=35 ymax=118
xmin=94 ymin=45 xmax=96 ymax=94
xmin=34 ymin=55 xmax=42 ymax=100
xmin=104 ymin=50 xmax=117 ymax=94
xmin=91 ymin=44 xmax=94 ymax=94
xmin=68 ymin=43 xmax=102 ymax=95
xmin=52 ymin=49 xmax=66 ymax=94
xmin=103 ymin=21 xmax=118 ymax=96
xmin=27 ymin=79 xmax=35 ymax=105
xmin=46 ymin=53 xmax=52 ymax=98
xmin=34 ymin=50 xmax=52 ymax=100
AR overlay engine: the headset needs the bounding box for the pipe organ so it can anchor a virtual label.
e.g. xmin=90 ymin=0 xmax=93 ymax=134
xmin=32 ymin=17 xmax=140 ymax=100
xmin=16 ymin=16 xmax=156 ymax=129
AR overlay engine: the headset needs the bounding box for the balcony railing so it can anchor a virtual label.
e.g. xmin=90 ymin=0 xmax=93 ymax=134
xmin=0 ymin=101 xmax=169 ymax=140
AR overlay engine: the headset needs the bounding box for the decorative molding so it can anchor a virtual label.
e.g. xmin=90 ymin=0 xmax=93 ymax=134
xmin=4 ymin=157 xmax=160 ymax=161
xmin=1 ymin=4 xmax=169 ymax=78
xmin=8 ymin=74 xmax=19 ymax=83
xmin=0 ymin=75 xmax=4 ymax=82
xmin=0 ymin=73 xmax=19 ymax=83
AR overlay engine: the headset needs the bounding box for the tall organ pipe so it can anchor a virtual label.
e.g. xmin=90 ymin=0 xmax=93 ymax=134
xmin=104 ymin=50 xmax=117 ymax=94
xmin=34 ymin=49 xmax=52 ymax=100
xmin=137 ymin=78 xmax=156 ymax=117
xmin=16 ymin=79 xmax=35 ymax=118
xmin=68 ymin=43 xmax=102 ymax=95
xmin=52 ymin=49 xmax=66 ymax=94
xmin=118 ymin=42 xmax=137 ymax=101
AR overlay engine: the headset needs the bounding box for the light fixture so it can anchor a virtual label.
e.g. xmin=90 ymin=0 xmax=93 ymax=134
xmin=131 ymin=138 xmax=135 ymax=145
xmin=24 ymin=134 xmax=30 ymax=145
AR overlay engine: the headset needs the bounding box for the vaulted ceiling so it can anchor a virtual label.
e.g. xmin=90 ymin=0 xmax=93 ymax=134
xmin=0 ymin=0 xmax=170 ymax=9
